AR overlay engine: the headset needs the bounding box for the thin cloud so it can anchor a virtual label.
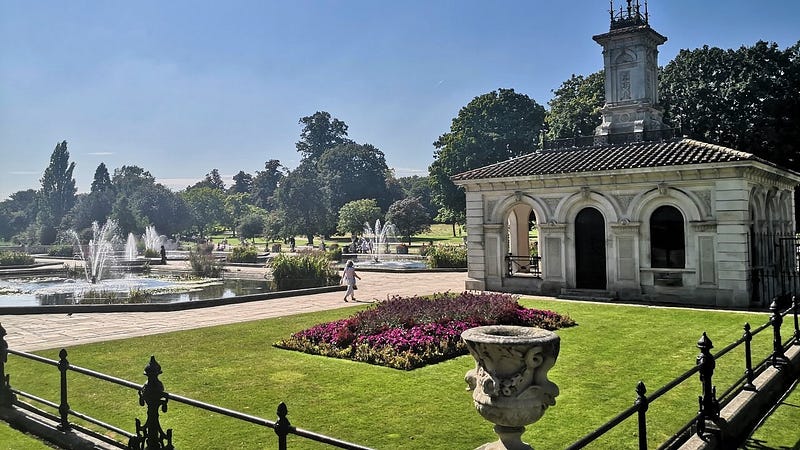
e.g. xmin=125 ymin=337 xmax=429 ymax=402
xmin=87 ymin=152 xmax=114 ymax=156
xmin=9 ymin=171 xmax=39 ymax=175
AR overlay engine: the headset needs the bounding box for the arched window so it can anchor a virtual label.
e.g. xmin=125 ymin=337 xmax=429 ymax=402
xmin=650 ymin=205 xmax=685 ymax=268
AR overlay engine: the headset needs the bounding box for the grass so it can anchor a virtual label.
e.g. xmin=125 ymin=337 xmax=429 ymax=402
xmin=0 ymin=422 xmax=55 ymax=449
xmin=742 ymin=382 xmax=800 ymax=449
xmin=3 ymin=299 xmax=795 ymax=449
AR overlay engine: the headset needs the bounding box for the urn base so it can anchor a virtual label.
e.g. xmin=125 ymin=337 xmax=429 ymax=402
xmin=475 ymin=425 xmax=532 ymax=450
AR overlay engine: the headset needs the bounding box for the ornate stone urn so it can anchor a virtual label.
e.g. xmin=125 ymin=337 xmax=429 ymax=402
xmin=462 ymin=325 xmax=560 ymax=450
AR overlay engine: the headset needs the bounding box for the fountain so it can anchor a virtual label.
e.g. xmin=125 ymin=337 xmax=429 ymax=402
xmin=70 ymin=220 xmax=120 ymax=283
xmin=362 ymin=219 xmax=398 ymax=263
xmin=143 ymin=225 xmax=164 ymax=254
xmin=125 ymin=233 xmax=138 ymax=261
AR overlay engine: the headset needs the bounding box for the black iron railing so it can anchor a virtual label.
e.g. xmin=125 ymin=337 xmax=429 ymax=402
xmin=565 ymin=297 xmax=799 ymax=449
xmin=506 ymin=254 xmax=542 ymax=277
xmin=0 ymin=326 xmax=372 ymax=450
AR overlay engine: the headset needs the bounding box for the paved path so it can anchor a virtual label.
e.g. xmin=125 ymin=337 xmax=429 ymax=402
xmin=1 ymin=270 xmax=467 ymax=352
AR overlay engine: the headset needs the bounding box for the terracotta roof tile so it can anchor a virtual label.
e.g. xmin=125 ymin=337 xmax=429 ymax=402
xmin=451 ymin=138 xmax=763 ymax=182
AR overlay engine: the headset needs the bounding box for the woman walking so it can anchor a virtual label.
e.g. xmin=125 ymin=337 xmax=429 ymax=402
xmin=341 ymin=260 xmax=361 ymax=302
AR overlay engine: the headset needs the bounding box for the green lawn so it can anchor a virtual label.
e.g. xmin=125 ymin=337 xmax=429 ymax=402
xmin=0 ymin=422 xmax=54 ymax=449
xmin=743 ymin=382 xmax=800 ymax=449
xmin=208 ymin=223 xmax=465 ymax=254
xmin=3 ymin=299 xmax=794 ymax=449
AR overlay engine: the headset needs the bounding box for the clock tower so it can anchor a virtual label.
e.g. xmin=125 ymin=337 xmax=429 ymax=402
xmin=593 ymin=0 xmax=667 ymax=138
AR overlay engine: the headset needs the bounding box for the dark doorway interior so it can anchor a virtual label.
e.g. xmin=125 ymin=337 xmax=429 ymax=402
xmin=575 ymin=207 xmax=607 ymax=289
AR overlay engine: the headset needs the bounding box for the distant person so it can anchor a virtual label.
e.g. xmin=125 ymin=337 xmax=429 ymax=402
xmin=160 ymin=245 xmax=167 ymax=264
xmin=341 ymin=260 xmax=361 ymax=302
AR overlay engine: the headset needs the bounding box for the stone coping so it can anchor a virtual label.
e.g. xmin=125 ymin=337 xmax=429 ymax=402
xmin=0 ymin=284 xmax=347 ymax=315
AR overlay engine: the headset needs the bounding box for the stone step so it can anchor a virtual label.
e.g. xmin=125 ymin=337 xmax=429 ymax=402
xmin=558 ymin=289 xmax=618 ymax=302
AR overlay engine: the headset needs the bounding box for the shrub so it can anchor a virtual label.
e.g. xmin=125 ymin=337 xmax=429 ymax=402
xmin=325 ymin=243 xmax=342 ymax=262
xmin=395 ymin=244 xmax=408 ymax=254
xmin=144 ymin=249 xmax=160 ymax=258
xmin=269 ymin=253 xmax=338 ymax=291
xmin=276 ymin=292 xmax=576 ymax=370
xmin=228 ymin=246 xmax=258 ymax=263
xmin=189 ymin=245 xmax=221 ymax=277
xmin=0 ymin=251 xmax=35 ymax=266
xmin=426 ymin=245 xmax=467 ymax=268
xmin=47 ymin=245 xmax=74 ymax=257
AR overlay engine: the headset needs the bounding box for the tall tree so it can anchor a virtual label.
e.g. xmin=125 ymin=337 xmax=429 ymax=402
xmin=337 ymin=199 xmax=383 ymax=237
xmin=296 ymin=111 xmax=350 ymax=162
xmin=660 ymin=41 xmax=800 ymax=172
xmin=230 ymin=170 xmax=253 ymax=194
xmin=274 ymin=162 xmax=328 ymax=245
xmin=386 ymin=197 xmax=431 ymax=245
xmin=38 ymin=141 xmax=77 ymax=243
xmin=112 ymin=165 xmax=156 ymax=195
xmin=251 ymin=159 xmax=285 ymax=209
xmin=0 ymin=189 xmax=38 ymax=241
xmin=90 ymin=162 xmax=113 ymax=193
xmin=191 ymin=168 xmax=226 ymax=190
xmin=317 ymin=142 xmax=392 ymax=230
xmin=429 ymin=88 xmax=546 ymax=231
xmin=546 ymin=71 xmax=605 ymax=139
xmin=180 ymin=186 xmax=228 ymax=238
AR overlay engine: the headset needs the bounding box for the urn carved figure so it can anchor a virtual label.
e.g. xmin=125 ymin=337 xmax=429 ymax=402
xmin=462 ymin=325 xmax=560 ymax=450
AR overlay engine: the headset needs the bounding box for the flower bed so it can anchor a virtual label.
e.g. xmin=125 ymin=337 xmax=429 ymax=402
xmin=275 ymin=292 xmax=576 ymax=370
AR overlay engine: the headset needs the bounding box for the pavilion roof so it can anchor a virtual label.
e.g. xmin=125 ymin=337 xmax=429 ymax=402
xmin=451 ymin=138 xmax=776 ymax=182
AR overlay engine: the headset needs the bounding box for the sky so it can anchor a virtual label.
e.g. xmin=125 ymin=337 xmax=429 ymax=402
xmin=1 ymin=0 xmax=798 ymax=201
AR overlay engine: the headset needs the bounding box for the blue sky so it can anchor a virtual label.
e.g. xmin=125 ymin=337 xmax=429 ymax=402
xmin=1 ymin=0 xmax=798 ymax=201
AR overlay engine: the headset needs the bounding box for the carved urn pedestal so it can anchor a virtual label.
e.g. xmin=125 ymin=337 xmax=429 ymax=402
xmin=462 ymin=325 xmax=561 ymax=450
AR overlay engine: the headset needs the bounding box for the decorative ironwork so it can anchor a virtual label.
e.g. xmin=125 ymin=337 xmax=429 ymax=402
xmin=506 ymin=254 xmax=542 ymax=277
xmin=541 ymin=127 xmax=678 ymax=151
xmin=794 ymin=296 xmax=800 ymax=345
xmin=742 ymin=323 xmax=756 ymax=391
xmin=610 ymin=0 xmax=649 ymax=30
xmin=749 ymin=232 xmax=800 ymax=308
xmin=634 ymin=381 xmax=648 ymax=450
xmin=695 ymin=332 xmax=719 ymax=437
xmin=57 ymin=349 xmax=71 ymax=431
xmin=769 ymin=300 xmax=788 ymax=368
xmin=275 ymin=402 xmax=292 ymax=450
xmin=0 ymin=323 xmax=15 ymax=407
xmin=129 ymin=356 xmax=174 ymax=450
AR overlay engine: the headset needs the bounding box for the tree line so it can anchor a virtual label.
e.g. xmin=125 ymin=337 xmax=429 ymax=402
xmin=2 ymin=40 xmax=797 ymax=245
xmin=0 ymin=112 xmax=436 ymax=246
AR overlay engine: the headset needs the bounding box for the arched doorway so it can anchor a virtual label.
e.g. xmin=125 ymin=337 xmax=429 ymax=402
xmin=575 ymin=207 xmax=606 ymax=289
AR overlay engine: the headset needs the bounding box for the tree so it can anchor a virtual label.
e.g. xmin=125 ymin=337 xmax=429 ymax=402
xmin=238 ymin=213 xmax=265 ymax=241
xmin=90 ymin=163 xmax=113 ymax=193
xmin=130 ymin=184 xmax=189 ymax=237
xmin=224 ymin=193 xmax=251 ymax=236
xmin=112 ymin=165 xmax=156 ymax=195
xmin=317 ymin=142 xmax=392 ymax=229
xmin=251 ymin=159 xmax=285 ymax=209
xmin=546 ymin=71 xmax=605 ymax=139
xmin=180 ymin=186 xmax=228 ymax=238
xmin=0 ymin=189 xmax=38 ymax=241
xmin=660 ymin=41 xmax=800 ymax=173
xmin=110 ymin=195 xmax=141 ymax=236
xmin=274 ymin=162 xmax=328 ymax=245
xmin=38 ymin=141 xmax=77 ymax=243
xmin=230 ymin=170 xmax=253 ymax=194
xmin=396 ymin=175 xmax=436 ymax=219
xmin=429 ymin=88 xmax=546 ymax=232
xmin=190 ymin=168 xmax=226 ymax=191
xmin=386 ymin=197 xmax=431 ymax=245
xmin=337 ymin=199 xmax=383 ymax=237
xmin=296 ymin=111 xmax=350 ymax=162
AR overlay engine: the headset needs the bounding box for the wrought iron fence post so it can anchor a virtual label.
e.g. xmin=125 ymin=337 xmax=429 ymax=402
xmin=793 ymin=295 xmax=799 ymax=345
xmin=275 ymin=402 xmax=292 ymax=450
xmin=57 ymin=349 xmax=71 ymax=431
xmin=742 ymin=323 xmax=756 ymax=391
xmin=275 ymin=402 xmax=291 ymax=450
xmin=635 ymin=381 xmax=648 ymax=450
xmin=770 ymin=299 xmax=788 ymax=368
xmin=696 ymin=332 xmax=719 ymax=437
xmin=129 ymin=356 xmax=173 ymax=450
xmin=0 ymin=323 xmax=15 ymax=407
